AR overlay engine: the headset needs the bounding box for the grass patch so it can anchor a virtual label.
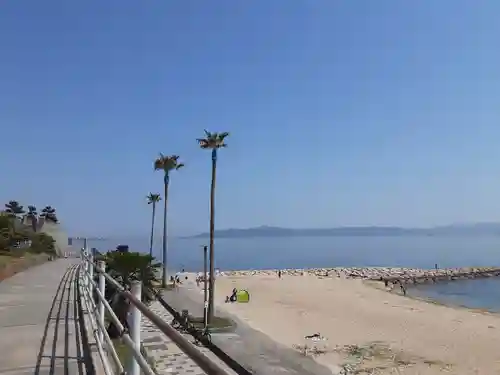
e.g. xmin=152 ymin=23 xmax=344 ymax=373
xmin=112 ymin=339 xmax=130 ymax=366
xmin=111 ymin=339 xmax=157 ymax=373
xmin=0 ymin=254 xmax=12 ymax=265
xmin=188 ymin=315 xmax=236 ymax=333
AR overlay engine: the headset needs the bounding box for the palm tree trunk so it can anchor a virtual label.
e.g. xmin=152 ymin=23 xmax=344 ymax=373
xmin=162 ymin=173 xmax=170 ymax=288
xmin=149 ymin=203 xmax=156 ymax=259
xmin=208 ymin=149 xmax=217 ymax=323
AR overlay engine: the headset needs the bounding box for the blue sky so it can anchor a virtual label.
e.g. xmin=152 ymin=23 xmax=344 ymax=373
xmin=1 ymin=1 xmax=500 ymax=237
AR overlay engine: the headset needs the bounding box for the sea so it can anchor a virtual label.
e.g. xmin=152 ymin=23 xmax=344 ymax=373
xmin=79 ymin=235 xmax=500 ymax=312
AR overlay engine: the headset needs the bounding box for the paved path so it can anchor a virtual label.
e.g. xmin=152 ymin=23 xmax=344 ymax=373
xmin=0 ymin=258 xmax=96 ymax=375
xmin=141 ymin=301 xmax=238 ymax=374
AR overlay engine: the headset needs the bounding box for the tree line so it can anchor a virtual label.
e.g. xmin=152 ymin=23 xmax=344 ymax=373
xmin=0 ymin=200 xmax=59 ymax=256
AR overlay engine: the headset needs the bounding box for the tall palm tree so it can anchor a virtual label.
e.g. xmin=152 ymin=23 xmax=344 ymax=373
xmin=146 ymin=193 xmax=161 ymax=259
xmin=197 ymin=130 xmax=229 ymax=323
xmin=26 ymin=205 xmax=38 ymax=232
xmin=154 ymin=154 xmax=184 ymax=288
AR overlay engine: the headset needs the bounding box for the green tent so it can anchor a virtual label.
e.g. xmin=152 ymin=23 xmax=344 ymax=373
xmin=236 ymin=289 xmax=250 ymax=303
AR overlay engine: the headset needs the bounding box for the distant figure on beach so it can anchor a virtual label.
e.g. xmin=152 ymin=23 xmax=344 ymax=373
xmin=278 ymin=270 xmax=282 ymax=279
xmin=400 ymin=284 xmax=406 ymax=296
xmin=225 ymin=288 xmax=238 ymax=303
xmin=435 ymin=263 xmax=438 ymax=270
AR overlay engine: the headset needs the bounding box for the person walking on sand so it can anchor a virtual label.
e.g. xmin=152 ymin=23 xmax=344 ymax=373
xmin=278 ymin=270 xmax=282 ymax=279
xmin=400 ymin=284 xmax=407 ymax=296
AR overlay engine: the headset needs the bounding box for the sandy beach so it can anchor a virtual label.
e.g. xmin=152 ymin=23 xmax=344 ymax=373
xmin=199 ymin=269 xmax=500 ymax=374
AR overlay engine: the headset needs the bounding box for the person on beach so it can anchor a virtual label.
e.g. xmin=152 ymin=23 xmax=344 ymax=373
xmin=400 ymin=283 xmax=406 ymax=296
xmin=278 ymin=270 xmax=282 ymax=279
xmin=225 ymin=288 xmax=238 ymax=303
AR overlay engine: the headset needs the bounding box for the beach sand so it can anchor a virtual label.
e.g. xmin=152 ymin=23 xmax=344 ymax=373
xmin=209 ymin=272 xmax=500 ymax=374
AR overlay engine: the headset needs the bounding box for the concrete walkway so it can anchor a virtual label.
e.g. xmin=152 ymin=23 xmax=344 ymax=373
xmin=0 ymin=258 xmax=96 ymax=375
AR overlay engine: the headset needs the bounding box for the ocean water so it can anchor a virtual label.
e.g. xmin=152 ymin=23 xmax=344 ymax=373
xmin=409 ymin=278 xmax=500 ymax=312
xmin=78 ymin=235 xmax=500 ymax=311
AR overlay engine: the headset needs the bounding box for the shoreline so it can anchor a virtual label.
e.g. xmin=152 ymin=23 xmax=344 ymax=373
xmin=364 ymin=279 xmax=500 ymax=316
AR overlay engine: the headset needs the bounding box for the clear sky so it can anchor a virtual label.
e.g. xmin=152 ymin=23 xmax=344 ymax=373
xmin=1 ymin=1 xmax=500 ymax=237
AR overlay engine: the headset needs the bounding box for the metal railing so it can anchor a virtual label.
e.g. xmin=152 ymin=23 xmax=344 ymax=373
xmin=79 ymin=248 xmax=231 ymax=375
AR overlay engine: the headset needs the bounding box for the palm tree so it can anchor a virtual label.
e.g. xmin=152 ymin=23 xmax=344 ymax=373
xmin=40 ymin=206 xmax=58 ymax=223
xmin=146 ymin=193 xmax=161 ymax=259
xmin=154 ymin=154 xmax=185 ymax=288
xmin=197 ymin=130 xmax=229 ymax=323
xmin=4 ymin=201 xmax=25 ymax=220
xmin=26 ymin=205 xmax=38 ymax=232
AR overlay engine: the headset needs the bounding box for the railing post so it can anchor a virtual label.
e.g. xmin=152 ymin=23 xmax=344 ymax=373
xmin=89 ymin=250 xmax=94 ymax=287
xmin=128 ymin=281 xmax=142 ymax=375
xmin=82 ymin=250 xmax=88 ymax=288
xmin=97 ymin=260 xmax=106 ymax=344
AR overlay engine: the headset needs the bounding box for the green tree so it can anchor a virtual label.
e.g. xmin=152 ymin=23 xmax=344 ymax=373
xmin=115 ymin=244 xmax=129 ymax=253
xmin=146 ymin=193 xmax=161 ymax=259
xmin=0 ymin=210 xmax=27 ymax=251
xmin=40 ymin=206 xmax=58 ymax=223
xmin=197 ymin=129 xmax=229 ymax=323
xmin=26 ymin=205 xmax=38 ymax=232
xmin=4 ymin=201 xmax=25 ymax=219
xmin=154 ymin=154 xmax=184 ymax=288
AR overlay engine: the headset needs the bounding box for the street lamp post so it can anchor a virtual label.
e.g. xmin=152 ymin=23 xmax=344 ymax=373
xmin=203 ymin=245 xmax=208 ymax=329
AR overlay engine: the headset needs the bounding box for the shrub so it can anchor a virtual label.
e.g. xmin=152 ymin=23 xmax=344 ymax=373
xmin=94 ymin=250 xmax=161 ymax=339
xmin=29 ymin=233 xmax=56 ymax=255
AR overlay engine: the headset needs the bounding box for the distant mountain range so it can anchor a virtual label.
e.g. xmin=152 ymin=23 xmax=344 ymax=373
xmin=188 ymin=223 xmax=500 ymax=238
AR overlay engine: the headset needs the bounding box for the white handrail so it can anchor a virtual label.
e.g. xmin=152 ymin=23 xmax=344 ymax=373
xmin=79 ymin=248 xmax=231 ymax=375
xmin=80 ymin=249 xmax=155 ymax=375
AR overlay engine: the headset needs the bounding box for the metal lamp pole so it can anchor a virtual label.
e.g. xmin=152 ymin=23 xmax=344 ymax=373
xmin=203 ymin=245 xmax=208 ymax=329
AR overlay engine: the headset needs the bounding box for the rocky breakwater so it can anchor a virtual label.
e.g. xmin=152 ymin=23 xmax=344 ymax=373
xmin=377 ymin=266 xmax=500 ymax=287
xmin=221 ymin=266 xmax=500 ymax=286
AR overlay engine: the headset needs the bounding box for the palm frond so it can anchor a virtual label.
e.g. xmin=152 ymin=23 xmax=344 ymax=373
xmin=147 ymin=193 xmax=161 ymax=204
xmin=154 ymin=154 xmax=184 ymax=173
xmin=198 ymin=130 xmax=229 ymax=149
xmin=197 ymin=139 xmax=209 ymax=148
xmin=218 ymin=132 xmax=230 ymax=140
xmin=176 ymin=163 xmax=185 ymax=170
xmin=153 ymin=159 xmax=163 ymax=171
